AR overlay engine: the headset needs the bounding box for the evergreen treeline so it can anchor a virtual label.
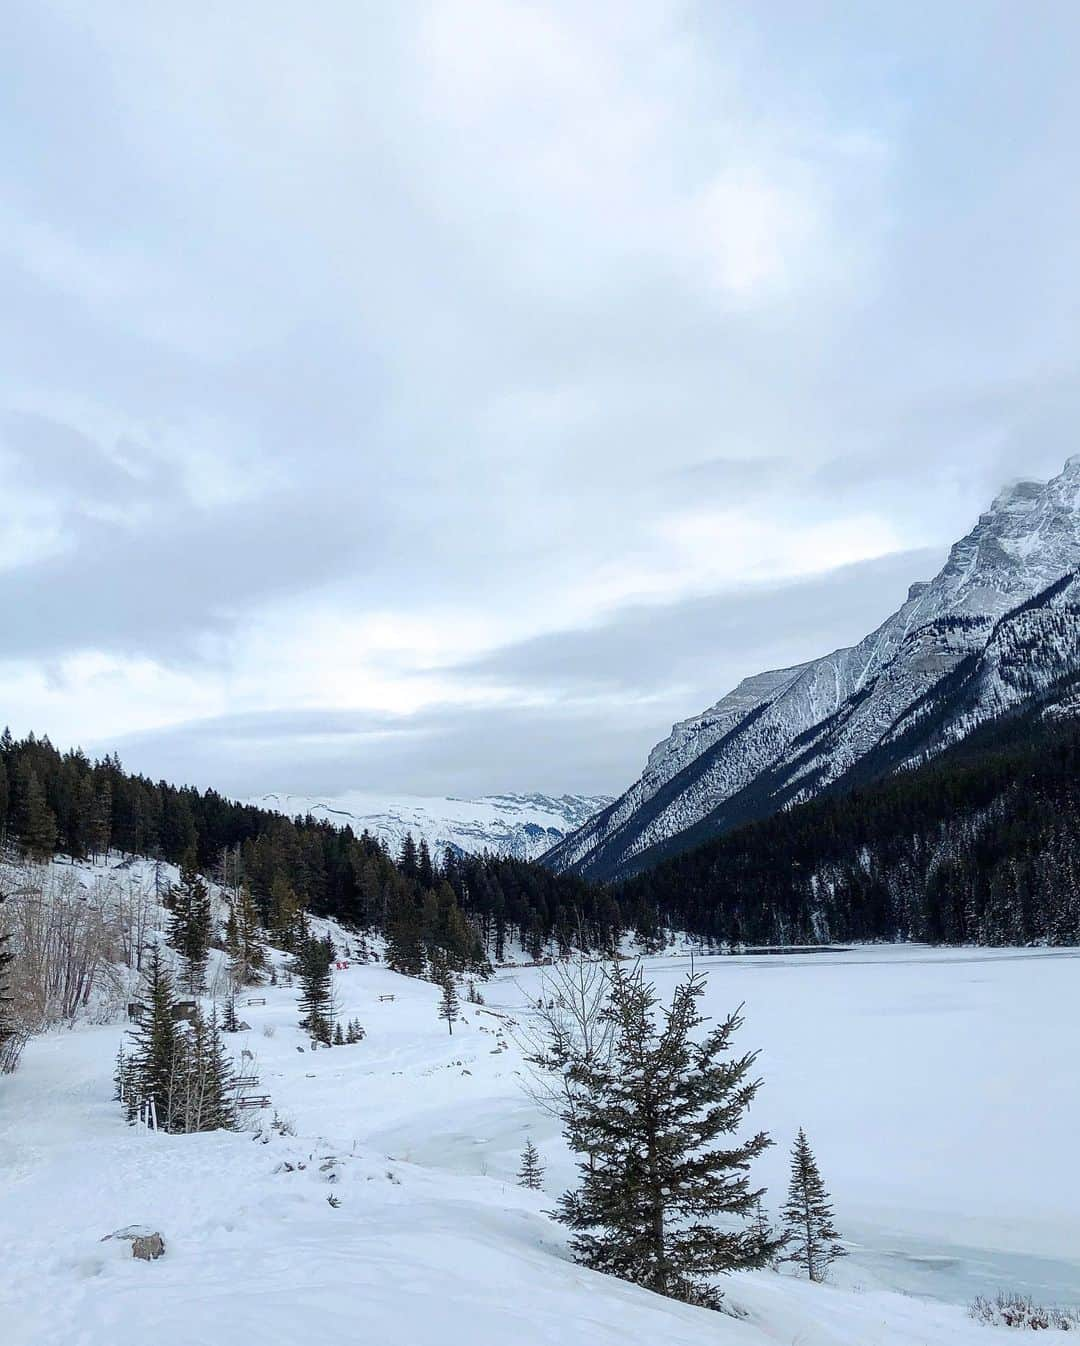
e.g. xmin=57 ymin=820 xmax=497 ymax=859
xmin=0 ymin=729 xmax=624 ymax=963
xmin=618 ymin=713 xmax=1080 ymax=948
xmin=5 ymin=709 xmax=1079 ymax=958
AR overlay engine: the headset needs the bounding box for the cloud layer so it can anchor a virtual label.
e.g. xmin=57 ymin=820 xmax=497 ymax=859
xmin=3 ymin=3 xmax=1078 ymax=796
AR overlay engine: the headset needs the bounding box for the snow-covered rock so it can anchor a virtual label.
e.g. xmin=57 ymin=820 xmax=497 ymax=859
xmin=249 ymin=791 xmax=612 ymax=861
xmin=547 ymin=457 xmax=1080 ymax=879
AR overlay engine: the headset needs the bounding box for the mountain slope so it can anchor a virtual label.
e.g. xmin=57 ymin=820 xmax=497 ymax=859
xmin=546 ymin=457 xmax=1080 ymax=880
xmin=250 ymin=791 xmax=612 ymax=861
xmin=618 ymin=708 xmax=1080 ymax=948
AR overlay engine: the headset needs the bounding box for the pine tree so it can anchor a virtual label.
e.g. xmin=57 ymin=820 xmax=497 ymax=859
xmin=16 ymin=765 xmax=57 ymax=862
xmin=222 ymin=991 xmax=239 ymax=1034
xmin=0 ymin=886 xmax=12 ymax=1062
xmin=167 ymin=865 xmax=213 ymax=995
xmin=517 ymin=1137 xmax=545 ymax=1190
xmin=269 ymin=875 xmax=305 ymax=950
xmin=297 ymin=935 xmax=334 ymax=1044
xmin=751 ymin=1197 xmax=783 ymax=1269
xmin=126 ymin=943 xmax=183 ymax=1130
xmin=557 ymin=962 xmax=777 ymax=1308
xmin=780 ymin=1129 xmax=846 ymax=1282
xmin=89 ymin=779 xmax=112 ymax=861
xmin=333 ymin=1020 xmax=345 ymax=1046
xmin=226 ymin=884 xmax=266 ymax=987
xmin=437 ymin=967 xmax=460 ymax=1035
xmin=181 ymin=1008 xmax=237 ymax=1133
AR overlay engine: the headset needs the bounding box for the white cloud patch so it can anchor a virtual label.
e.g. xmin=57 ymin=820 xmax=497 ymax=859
xmin=1 ymin=2 xmax=1077 ymax=791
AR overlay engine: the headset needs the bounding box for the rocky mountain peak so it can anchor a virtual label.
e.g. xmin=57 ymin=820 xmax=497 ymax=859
xmin=545 ymin=458 xmax=1080 ymax=880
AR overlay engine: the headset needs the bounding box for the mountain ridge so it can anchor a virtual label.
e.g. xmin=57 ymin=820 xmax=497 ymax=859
xmin=250 ymin=790 xmax=613 ymax=862
xmin=545 ymin=457 xmax=1080 ymax=880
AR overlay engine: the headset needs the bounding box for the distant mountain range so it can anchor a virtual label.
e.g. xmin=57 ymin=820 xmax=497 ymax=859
xmin=250 ymin=791 xmax=612 ymax=861
xmin=545 ymin=457 xmax=1080 ymax=880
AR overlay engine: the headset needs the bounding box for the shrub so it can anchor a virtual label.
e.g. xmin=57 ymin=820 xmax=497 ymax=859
xmin=969 ymin=1292 xmax=1080 ymax=1331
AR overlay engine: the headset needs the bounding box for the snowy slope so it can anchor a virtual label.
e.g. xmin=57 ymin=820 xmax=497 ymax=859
xmin=4 ymin=939 xmax=1079 ymax=1346
xmin=250 ymin=791 xmax=611 ymax=861
xmin=547 ymin=458 xmax=1080 ymax=879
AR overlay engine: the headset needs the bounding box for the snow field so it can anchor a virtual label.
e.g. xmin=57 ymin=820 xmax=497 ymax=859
xmin=1 ymin=938 xmax=1078 ymax=1345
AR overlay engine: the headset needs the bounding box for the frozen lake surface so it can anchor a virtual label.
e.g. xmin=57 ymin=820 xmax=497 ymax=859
xmin=485 ymin=944 xmax=1080 ymax=1306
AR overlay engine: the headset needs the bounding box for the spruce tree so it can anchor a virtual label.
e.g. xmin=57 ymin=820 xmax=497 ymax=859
xmin=167 ymin=865 xmax=213 ymax=995
xmin=437 ymin=967 xmax=460 ymax=1035
xmin=89 ymin=780 xmax=112 ymax=861
xmin=17 ymin=765 xmax=57 ymax=862
xmin=127 ymin=943 xmax=183 ymax=1130
xmin=269 ymin=875 xmax=304 ymax=950
xmin=297 ymin=935 xmax=334 ymax=1044
xmin=557 ymin=962 xmax=777 ymax=1308
xmin=517 ymin=1137 xmax=545 ymax=1190
xmin=333 ymin=1020 xmax=345 ymax=1046
xmin=751 ymin=1197 xmax=783 ymax=1269
xmin=226 ymin=884 xmax=266 ymax=987
xmin=182 ymin=1008 xmax=237 ymax=1133
xmin=0 ymin=887 xmax=12 ymax=1062
xmin=780 ymin=1129 xmax=845 ymax=1282
xmin=222 ymin=991 xmax=239 ymax=1034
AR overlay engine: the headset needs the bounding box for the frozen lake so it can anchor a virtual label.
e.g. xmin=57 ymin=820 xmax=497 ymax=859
xmin=481 ymin=944 xmax=1080 ymax=1307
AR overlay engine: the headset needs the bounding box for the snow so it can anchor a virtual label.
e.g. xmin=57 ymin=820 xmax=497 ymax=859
xmin=2 ymin=939 xmax=1078 ymax=1345
xmin=549 ymin=456 xmax=1080 ymax=877
xmin=249 ymin=791 xmax=613 ymax=861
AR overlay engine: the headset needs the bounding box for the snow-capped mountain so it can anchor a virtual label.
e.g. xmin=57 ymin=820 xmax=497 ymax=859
xmin=250 ymin=790 xmax=612 ymax=861
xmin=546 ymin=457 xmax=1080 ymax=880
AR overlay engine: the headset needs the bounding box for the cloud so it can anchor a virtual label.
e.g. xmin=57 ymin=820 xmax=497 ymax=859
xmin=2 ymin=2 xmax=1079 ymax=796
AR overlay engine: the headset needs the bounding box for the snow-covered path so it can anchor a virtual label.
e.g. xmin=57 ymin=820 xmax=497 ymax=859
xmin=1 ymin=943 xmax=1077 ymax=1345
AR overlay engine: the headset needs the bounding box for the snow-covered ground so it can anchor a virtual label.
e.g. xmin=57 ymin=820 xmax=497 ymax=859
xmin=2 ymin=940 xmax=1078 ymax=1345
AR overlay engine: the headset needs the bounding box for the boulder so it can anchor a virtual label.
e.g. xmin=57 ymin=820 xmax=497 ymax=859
xmin=102 ymin=1225 xmax=166 ymax=1261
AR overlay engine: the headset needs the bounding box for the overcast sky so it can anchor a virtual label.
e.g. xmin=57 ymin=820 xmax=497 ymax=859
xmin=2 ymin=2 xmax=1078 ymax=800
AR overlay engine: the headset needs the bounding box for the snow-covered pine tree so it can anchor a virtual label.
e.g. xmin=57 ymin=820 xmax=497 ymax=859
xmin=780 ymin=1129 xmax=846 ymax=1282
xmin=333 ymin=1021 xmax=345 ymax=1046
xmin=166 ymin=865 xmax=213 ymax=996
xmin=517 ymin=1137 xmax=545 ymax=1190
xmin=296 ymin=935 xmax=334 ymax=1044
xmin=557 ymin=962 xmax=778 ymax=1308
xmin=438 ymin=967 xmax=460 ymax=1035
xmin=126 ymin=942 xmax=184 ymax=1130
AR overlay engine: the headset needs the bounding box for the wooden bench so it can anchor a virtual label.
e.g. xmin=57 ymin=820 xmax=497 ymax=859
xmin=378 ymin=994 xmax=396 ymax=1003
xmin=232 ymin=1075 xmax=259 ymax=1089
xmin=243 ymin=997 xmax=267 ymax=1006
xmin=236 ymin=1094 xmax=271 ymax=1109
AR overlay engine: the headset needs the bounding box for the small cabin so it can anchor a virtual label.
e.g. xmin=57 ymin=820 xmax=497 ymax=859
xmin=171 ymin=1001 xmax=198 ymax=1023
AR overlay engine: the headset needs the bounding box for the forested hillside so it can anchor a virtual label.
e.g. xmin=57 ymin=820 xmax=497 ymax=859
xmin=620 ymin=711 xmax=1080 ymax=948
xmin=0 ymin=730 xmax=613 ymax=967
xmin=3 ymin=713 xmax=1078 ymax=965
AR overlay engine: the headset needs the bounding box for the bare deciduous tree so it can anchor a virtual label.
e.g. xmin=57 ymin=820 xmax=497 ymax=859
xmin=509 ymin=952 xmax=616 ymax=1152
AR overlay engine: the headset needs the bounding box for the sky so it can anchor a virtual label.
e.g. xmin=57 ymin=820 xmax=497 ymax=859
xmin=2 ymin=2 xmax=1079 ymax=800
